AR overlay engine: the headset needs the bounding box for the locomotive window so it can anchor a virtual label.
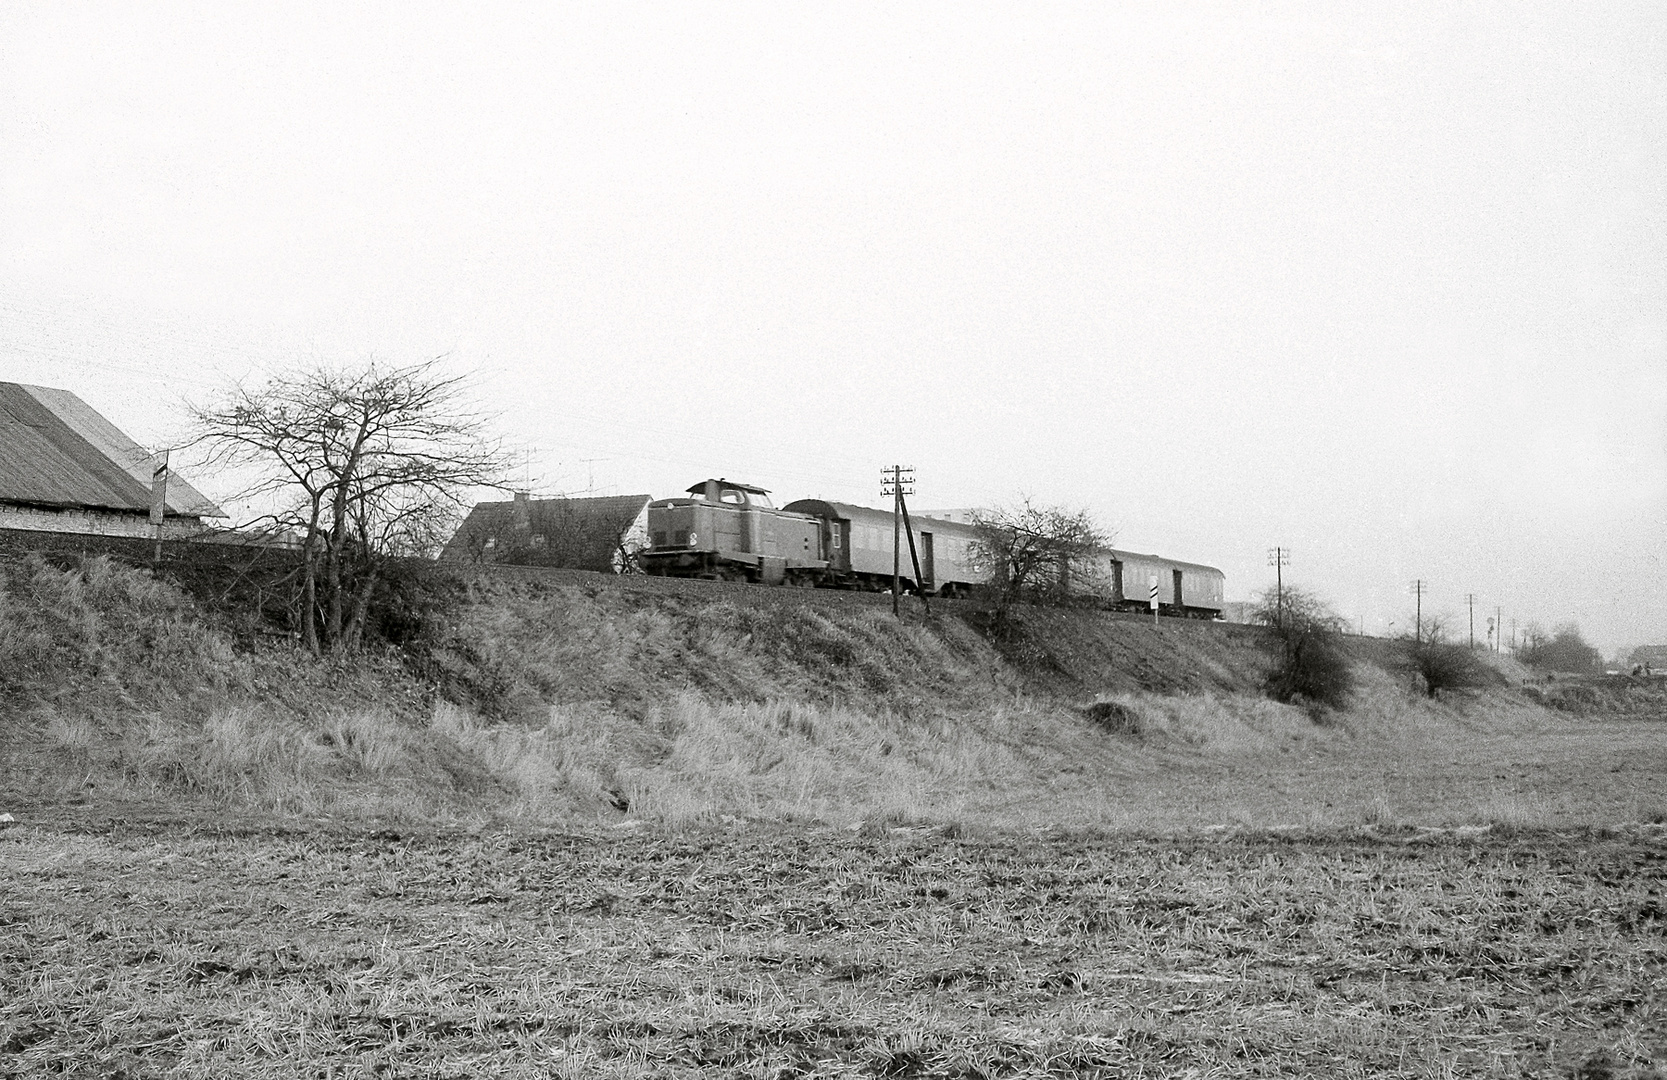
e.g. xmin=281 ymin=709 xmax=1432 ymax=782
xmin=720 ymin=490 xmax=744 ymax=504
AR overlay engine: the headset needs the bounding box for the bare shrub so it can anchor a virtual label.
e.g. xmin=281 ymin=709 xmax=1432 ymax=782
xmin=1405 ymin=620 xmax=1497 ymax=698
xmin=969 ymin=497 xmax=1108 ymax=616
xmin=1253 ymin=587 xmax=1354 ymax=711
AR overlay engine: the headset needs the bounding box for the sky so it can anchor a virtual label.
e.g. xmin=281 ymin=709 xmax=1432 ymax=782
xmin=1 ymin=2 xmax=1663 ymax=654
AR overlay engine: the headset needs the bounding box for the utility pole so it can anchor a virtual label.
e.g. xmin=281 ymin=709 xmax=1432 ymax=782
xmin=1266 ymin=547 xmax=1290 ymax=627
xmin=1465 ymin=592 xmax=1477 ymax=649
xmin=1409 ymin=579 xmax=1426 ymax=644
xmin=881 ymin=466 xmax=925 ymax=617
xmin=149 ymin=449 xmax=169 ymax=564
xmin=1495 ymin=606 xmax=1502 ymax=653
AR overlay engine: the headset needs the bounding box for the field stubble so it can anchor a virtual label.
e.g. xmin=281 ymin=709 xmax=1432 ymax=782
xmin=2 ymin=820 xmax=1664 ymax=1078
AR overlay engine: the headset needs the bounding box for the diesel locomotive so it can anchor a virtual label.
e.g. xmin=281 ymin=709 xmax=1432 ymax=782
xmin=639 ymin=477 xmax=1226 ymax=617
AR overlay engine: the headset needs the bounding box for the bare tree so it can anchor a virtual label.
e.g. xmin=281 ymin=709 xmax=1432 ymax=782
xmin=191 ymin=359 xmax=507 ymax=654
xmin=970 ymin=497 xmax=1108 ymax=612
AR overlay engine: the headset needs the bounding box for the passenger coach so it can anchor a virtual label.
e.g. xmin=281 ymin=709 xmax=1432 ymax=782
xmin=1070 ymin=549 xmax=1225 ymax=619
xmin=780 ymin=499 xmax=982 ymax=597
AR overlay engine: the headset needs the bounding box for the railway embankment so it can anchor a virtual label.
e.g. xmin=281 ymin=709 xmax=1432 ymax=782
xmin=2 ymin=549 xmax=1650 ymax=830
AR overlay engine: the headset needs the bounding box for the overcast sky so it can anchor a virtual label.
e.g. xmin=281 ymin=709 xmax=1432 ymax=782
xmin=2 ymin=3 xmax=1662 ymax=653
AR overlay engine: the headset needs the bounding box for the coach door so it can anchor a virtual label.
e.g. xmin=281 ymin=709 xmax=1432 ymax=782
xmin=1173 ymin=569 xmax=1184 ymax=607
xmin=827 ymin=519 xmax=850 ymax=570
xmin=919 ymin=531 xmax=935 ymax=590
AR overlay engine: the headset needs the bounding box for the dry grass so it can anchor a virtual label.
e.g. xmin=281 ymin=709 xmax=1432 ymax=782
xmin=3 ymin=820 xmax=1663 ymax=1078
xmin=5 ymin=555 xmax=1664 ymax=842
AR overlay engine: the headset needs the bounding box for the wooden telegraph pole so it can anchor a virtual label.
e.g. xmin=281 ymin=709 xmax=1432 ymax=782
xmin=1266 ymin=547 xmax=1290 ymax=628
xmin=149 ymin=449 xmax=169 ymax=564
xmin=882 ymin=466 xmax=929 ymax=617
xmin=1410 ymin=579 xmax=1426 ymax=644
xmin=1465 ymin=592 xmax=1477 ymax=649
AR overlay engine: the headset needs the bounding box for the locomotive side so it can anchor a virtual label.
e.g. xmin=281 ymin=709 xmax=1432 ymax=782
xmin=639 ymin=479 xmax=827 ymax=585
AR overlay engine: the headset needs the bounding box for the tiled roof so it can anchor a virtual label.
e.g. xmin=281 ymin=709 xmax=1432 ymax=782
xmin=442 ymin=494 xmax=651 ymax=571
xmin=0 ymin=382 xmax=223 ymax=517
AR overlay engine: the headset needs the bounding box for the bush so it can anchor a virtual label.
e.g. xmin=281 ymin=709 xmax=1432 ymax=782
xmin=1254 ymin=587 xmax=1354 ymax=711
xmin=1519 ymin=622 xmax=1603 ymax=674
xmin=1406 ymin=636 xmax=1495 ymax=698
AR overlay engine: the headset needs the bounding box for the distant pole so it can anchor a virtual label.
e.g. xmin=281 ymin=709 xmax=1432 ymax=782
xmin=1495 ymin=606 xmax=1502 ymax=653
xmin=1409 ymin=579 xmax=1426 ymax=644
xmin=1266 ymin=547 xmax=1290 ymax=627
xmin=891 ymin=470 xmax=901 ymax=615
xmin=1465 ymin=592 xmax=1476 ymax=649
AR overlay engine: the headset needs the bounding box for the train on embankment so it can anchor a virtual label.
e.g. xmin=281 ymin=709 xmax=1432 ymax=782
xmin=638 ymin=478 xmax=1225 ymax=618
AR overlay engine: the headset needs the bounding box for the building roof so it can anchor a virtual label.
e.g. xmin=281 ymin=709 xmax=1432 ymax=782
xmin=441 ymin=493 xmax=651 ymax=571
xmin=0 ymin=382 xmax=223 ymax=517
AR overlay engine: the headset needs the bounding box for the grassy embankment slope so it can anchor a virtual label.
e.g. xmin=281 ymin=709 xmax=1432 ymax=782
xmin=2 ymin=552 xmax=1662 ymax=830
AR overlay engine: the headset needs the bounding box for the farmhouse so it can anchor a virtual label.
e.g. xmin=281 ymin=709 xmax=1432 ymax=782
xmin=1628 ymin=645 xmax=1667 ymax=673
xmin=0 ymin=381 xmax=223 ymax=538
xmin=442 ymin=492 xmax=651 ymax=572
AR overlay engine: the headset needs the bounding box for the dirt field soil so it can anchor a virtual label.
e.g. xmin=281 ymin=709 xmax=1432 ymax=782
xmin=4 ymin=817 xmax=1664 ymax=1079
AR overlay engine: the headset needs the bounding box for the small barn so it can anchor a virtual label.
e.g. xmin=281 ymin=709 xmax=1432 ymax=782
xmin=442 ymin=492 xmax=652 ymax=572
xmin=0 ymin=382 xmax=223 ymax=538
